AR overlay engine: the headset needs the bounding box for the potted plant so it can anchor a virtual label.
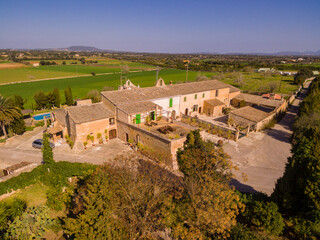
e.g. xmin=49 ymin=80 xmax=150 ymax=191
xmin=84 ymin=141 xmax=88 ymax=149
xmin=97 ymin=133 xmax=102 ymax=144
xmin=105 ymin=135 xmax=108 ymax=142
xmin=91 ymin=135 xmax=95 ymax=146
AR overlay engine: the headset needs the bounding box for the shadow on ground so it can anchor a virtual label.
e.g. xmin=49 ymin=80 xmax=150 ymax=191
xmin=229 ymin=179 xmax=259 ymax=194
xmin=266 ymin=129 xmax=292 ymax=143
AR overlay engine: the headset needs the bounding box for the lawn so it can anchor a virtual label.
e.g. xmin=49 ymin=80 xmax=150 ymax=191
xmin=0 ymin=60 xmax=154 ymax=84
xmin=221 ymin=72 xmax=297 ymax=95
xmin=2 ymin=183 xmax=49 ymax=207
xmin=0 ymin=69 xmax=298 ymax=109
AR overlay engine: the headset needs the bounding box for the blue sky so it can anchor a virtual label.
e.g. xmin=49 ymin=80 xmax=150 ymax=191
xmin=0 ymin=0 xmax=319 ymax=53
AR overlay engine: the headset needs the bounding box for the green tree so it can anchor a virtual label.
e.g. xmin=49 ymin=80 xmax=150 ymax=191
xmin=42 ymin=133 xmax=54 ymax=164
xmin=34 ymin=91 xmax=47 ymax=110
xmin=175 ymin=130 xmax=244 ymax=238
xmin=242 ymin=200 xmax=284 ymax=235
xmin=86 ymin=89 xmax=101 ymax=103
xmin=272 ymin=77 xmax=320 ymax=229
xmin=294 ymin=69 xmax=314 ymax=85
xmin=52 ymin=88 xmax=60 ymax=107
xmin=0 ymin=95 xmax=21 ymax=138
xmin=10 ymin=110 xmax=26 ymax=135
xmin=6 ymin=205 xmax=53 ymax=239
xmin=64 ymin=86 xmax=73 ymax=106
xmin=13 ymin=95 xmax=24 ymax=109
xmin=64 ymin=159 xmax=182 ymax=239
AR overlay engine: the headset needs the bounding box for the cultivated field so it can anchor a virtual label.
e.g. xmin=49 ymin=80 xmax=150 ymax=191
xmin=0 ymin=60 xmax=154 ymax=84
xmin=0 ymin=68 xmax=297 ymax=109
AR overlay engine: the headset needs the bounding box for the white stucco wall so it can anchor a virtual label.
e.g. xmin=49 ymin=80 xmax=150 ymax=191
xmin=152 ymin=96 xmax=180 ymax=119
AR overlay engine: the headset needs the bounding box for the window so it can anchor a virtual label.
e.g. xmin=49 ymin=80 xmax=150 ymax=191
xmin=202 ymin=93 xmax=205 ymax=98
xmin=194 ymin=94 xmax=197 ymax=99
xmin=216 ymin=90 xmax=219 ymax=97
xmin=184 ymin=97 xmax=187 ymax=102
xmin=135 ymin=114 xmax=141 ymax=124
xmin=109 ymin=118 xmax=115 ymax=125
xmin=169 ymin=98 xmax=173 ymax=108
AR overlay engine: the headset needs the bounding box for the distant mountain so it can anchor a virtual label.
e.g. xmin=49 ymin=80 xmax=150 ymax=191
xmin=67 ymin=46 xmax=102 ymax=52
xmin=272 ymin=50 xmax=320 ymax=56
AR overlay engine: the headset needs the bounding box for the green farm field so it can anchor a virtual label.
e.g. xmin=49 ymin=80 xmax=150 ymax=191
xmin=0 ymin=69 xmax=298 ymax=109
xmin=221 ymin=72 xmax=297 ymax=95
xmin=0 ymin=60 xmax=154 ymax=84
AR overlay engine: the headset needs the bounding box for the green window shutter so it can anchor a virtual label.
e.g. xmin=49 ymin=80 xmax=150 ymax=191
xmin=169 ymin=98 xmax=173 ymax=107
xmin=195 ymin=94 xmax=197 ymax=99
xmin=150 ymin=111 xmax=155 ymax=120
xmin=136 ymin=114 xmax=141 ymax=124
xmin=202 ymin=93 xmax=205 ymax=98
xmin=184 ymin=97 xmax=187 ymax=102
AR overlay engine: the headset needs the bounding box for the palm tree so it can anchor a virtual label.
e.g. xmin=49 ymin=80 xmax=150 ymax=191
xmin=0 ymin=95 xmax=21 ymax=138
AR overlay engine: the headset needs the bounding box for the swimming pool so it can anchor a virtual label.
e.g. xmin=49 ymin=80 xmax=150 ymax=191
xmin=33 ymin=113 xmax=51 ymax=121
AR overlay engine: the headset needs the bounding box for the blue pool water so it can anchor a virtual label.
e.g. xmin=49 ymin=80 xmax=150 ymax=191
xmin=33 ymin=113 xmax=51 ymax=121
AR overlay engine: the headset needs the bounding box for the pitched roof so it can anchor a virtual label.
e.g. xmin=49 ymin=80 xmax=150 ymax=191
xmin=52 ymin=109 xmax=67 ymax=127
xmin=118 ymin=101 xmax=162 ymax=115
xmin=101 ymin=80 xmax=240 ymax=105
xmin=233 ymin=93 xmax=283 ymax=108
xmin=67 ymin=102 xmax=115 ymax=124
xmin=204 ymin=99 xmax=225 ymax=107
xmin=230 ymin=106 xmax=271 ymax=123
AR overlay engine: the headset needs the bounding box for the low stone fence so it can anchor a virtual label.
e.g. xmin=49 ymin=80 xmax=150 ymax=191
xmin=181 ymin=114 xmax=239 ymax=141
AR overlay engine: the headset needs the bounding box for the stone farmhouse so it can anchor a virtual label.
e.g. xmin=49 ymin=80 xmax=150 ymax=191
xmin=49 ymin=78 xmax=285 ymax=168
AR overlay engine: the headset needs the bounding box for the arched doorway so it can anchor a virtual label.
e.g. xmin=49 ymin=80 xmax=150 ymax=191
xmin=171 ymin=110 xmax=176 ymax=120
xmin=199 ymin=107 xmax=202 ymax=113
xmin=185 ymin=108 xmax=188 ymax=115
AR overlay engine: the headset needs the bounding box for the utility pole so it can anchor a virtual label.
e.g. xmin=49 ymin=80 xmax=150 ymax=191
xmin=120 ymin=69 xmax=123 ymax=86
xmin=185 ymin=61 xmax=189 ymax=82
xmin=156 ymin=68 xmax=159 ymax=81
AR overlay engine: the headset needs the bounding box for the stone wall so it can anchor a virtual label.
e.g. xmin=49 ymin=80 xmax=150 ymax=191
xmin=73 ymin=118 xmax=117 ymax=145
xmin=181 ymin=114 xmax=238 ymax=141
xmin=117 ymin=121 xmax=183 ymax=170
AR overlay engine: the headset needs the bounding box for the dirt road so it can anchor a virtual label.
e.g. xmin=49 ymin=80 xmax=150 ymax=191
xmin=224 ymin=80 xmax=312 ymax=195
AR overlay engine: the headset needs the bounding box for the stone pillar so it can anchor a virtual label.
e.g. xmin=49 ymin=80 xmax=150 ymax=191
xmin=235 ymin=130 xmax=239 ymax=142
xmin=246 ymin=125 xmax=250 ymax=136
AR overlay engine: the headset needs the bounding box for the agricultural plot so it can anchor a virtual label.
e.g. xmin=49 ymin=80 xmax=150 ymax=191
xmin=0 ymin=60 xmax=153 ymax=84
xmin=0 ymin=68 xmax=298 ymax=109
xmin=221 ymin=72 xmax=297 ymax=95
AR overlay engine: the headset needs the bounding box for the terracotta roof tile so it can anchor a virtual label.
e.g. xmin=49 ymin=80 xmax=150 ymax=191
xmin=101 ymin=80 xmax=240 ymax=105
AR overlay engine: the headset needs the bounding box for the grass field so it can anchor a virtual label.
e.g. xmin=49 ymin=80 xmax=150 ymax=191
xmin=221 ymin=72 xmax=297 ymax=95
xmin=0 ymin=68 xmax=298 ymax=109
xmin=0 ymin=60 xmax=154 ymax=84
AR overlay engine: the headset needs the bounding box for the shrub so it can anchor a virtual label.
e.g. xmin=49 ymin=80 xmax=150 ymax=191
xmin=0 ymin=139 xmax=6 ymax=143
xmin=35 ymin=120 xmax=45 ymax=127
xmin=6 ymin=205 xmax=54 ymax=239
xmin=242 ymin=200 xmax=285 ymax=236
xmin=46 ymin=187 xmax=64 ymax=211
xmin=25 ymin=126 xmax=34 ymax=131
